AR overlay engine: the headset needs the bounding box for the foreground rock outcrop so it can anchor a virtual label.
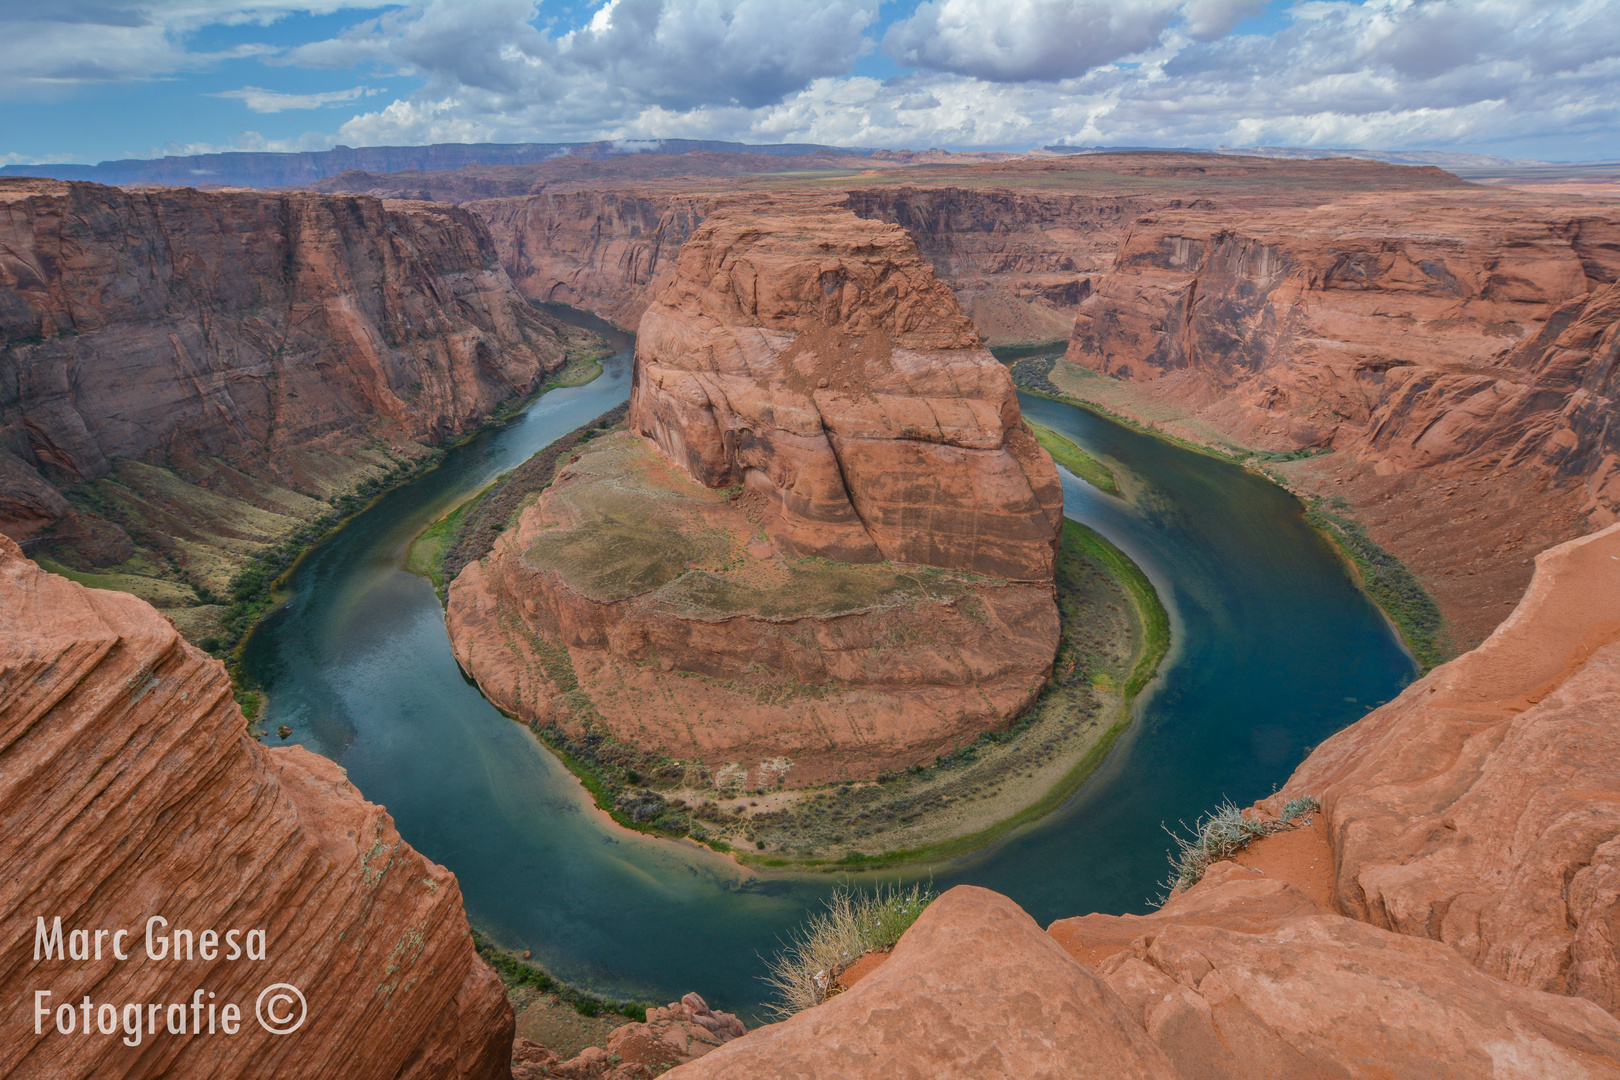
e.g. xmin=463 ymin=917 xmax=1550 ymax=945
xmin=448 ymin=203 xmax=1061 ymax=784
xmin=1263 ymin=519 xmax=1620 ymax=1014
xmin=0 ymin=534 xmax=512 ymax=1079
xmin=0 ymin=177 xmax=567 ymax=551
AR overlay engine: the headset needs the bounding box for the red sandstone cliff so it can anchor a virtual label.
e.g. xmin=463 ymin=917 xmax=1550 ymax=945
xmin=469 ymin=190 xmax=714 ymax=329
xmin=630 ymin=200 xmax=1062 ymax=581
xmin=1058 ymin=189 xmax=1620 ymax=644
xmin=0 ymin=534 xmax=513 ymax=1079
xmin=0 ymin=179 xmax=567 ymax=543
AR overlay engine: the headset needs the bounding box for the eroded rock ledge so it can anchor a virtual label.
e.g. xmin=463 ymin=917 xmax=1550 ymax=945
xmin=0 ymin=535 xmax=512 ymax=1079
xmin=629 ymin=199 xmax=1063 ymax=582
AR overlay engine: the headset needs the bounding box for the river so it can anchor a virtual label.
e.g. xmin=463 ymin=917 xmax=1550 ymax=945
xmin=242 ymin=308 xmax=1414 ymax=1016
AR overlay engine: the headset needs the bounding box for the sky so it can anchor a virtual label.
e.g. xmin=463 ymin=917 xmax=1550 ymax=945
xmin=0 ymin=0 xmax=1616 ymax=166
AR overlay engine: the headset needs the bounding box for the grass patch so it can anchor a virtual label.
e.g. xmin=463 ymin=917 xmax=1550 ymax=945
xmin=1162 ymin=796 xmax=1319 ymax=897
xmin=472 ymin=927 xmax=650 ymax=1020
xmin=1062 ymin=521 xmax=1169 ymax=701
xmin=762 ymin=885 xmax=935 ymax=1017
xmin=1306 ymin=501 xmax=1445 ymax=670
xmin=406 ymin=498 xmax=477 ymax=591
xmin=1027 ymin=421 xmax=1119 ymax=495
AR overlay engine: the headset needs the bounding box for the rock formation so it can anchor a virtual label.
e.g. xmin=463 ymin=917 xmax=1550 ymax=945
xmin=447 ymin=203 xmax=1061 ymax=784
xmin=630 ymin=201 xmax=1063 ymax=581
xmin=666 ymin=887 xmax=1184 ymax=1080
xmin=0 ymin=178 xmax=567 ymax=544
xmin=469 ymin=191 xmax=715 ymax=329
xmin=513 ymin=994 xmax=746 ymax=1079
xmin=0 ymin=534 xmax=513 ymax=1079
xmin=1057 ymin=190 xmax=1620 ymax=644
xmin=1260 ymin=519 xmax=1620 ymax=1014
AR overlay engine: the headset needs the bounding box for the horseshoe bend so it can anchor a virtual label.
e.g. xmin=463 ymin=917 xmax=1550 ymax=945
xmin=2 ymin=145 xmax=1620 ymax=1079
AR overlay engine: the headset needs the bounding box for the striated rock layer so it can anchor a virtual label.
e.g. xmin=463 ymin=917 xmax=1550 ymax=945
xmin=0 ymin=534 xmax=512 ymax=1079
xmin=629 ymin=200 xmax=1063 ymax=581
xmin=0 ymin=178 xmax=567 ymax=542
xmin=1059 ymin=190 xmax=1620 ymax=644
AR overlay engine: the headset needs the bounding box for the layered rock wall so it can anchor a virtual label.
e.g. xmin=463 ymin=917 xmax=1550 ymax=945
xmin=0 ymin=534 xmax=512 ymax=1079
xmin=470 ymin=190 xmax=714 ymax=329
xmin=0 ymin=179 xmax=567 ymax=540
xmin=629 ymin=201 xmax=1063 ymax=581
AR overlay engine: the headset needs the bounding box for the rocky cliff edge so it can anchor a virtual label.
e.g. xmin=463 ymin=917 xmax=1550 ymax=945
xmin=0 ymin=534 xmax=513 ymax=1079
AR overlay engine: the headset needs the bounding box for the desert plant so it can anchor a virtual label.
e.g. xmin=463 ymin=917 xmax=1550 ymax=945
xmin=762 ymin=883 xmax=936 ymax=1018
xmin=1162 ymin=796 xmax=1319 ymax=896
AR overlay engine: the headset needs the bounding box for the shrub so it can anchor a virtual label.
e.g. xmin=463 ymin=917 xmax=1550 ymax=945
xmin=762 ymin=884 xmax=935 ymax=1019
xmin=1162 ymin=796 xmax=1319 ymax=896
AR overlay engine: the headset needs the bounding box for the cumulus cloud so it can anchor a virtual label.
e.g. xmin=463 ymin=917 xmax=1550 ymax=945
xmin=880 ymin=0 xmax=1266 ymax=82
xmin=882 ymin=0 xmax=1180 ymax=82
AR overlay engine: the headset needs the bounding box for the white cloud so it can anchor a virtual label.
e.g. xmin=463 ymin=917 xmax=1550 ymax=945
xmin=3 ymin=0 xmax=1619 ymax=160
xmin=0 ymin=2 xmax=391 ymax=94
xmin=215 ymin=84 xmax=379 ymax=112
xmin=880 ymin=0 xmax=1266 ymax=82
xmin=883 ymin=0 xmax=1181 ymax=82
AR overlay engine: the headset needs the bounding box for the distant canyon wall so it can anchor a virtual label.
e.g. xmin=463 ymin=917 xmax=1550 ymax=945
xmin=466 ymin=186 xmax=1145 ymax=345
xmin=0 ymin=179 xmax=567 ymax=542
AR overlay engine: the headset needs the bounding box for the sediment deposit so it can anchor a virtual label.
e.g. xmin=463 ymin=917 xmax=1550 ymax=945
xmin=0 ymin=534 xmax=512 ymax=1079
xmin=448 ymin=203 xmax=1061 ymax=785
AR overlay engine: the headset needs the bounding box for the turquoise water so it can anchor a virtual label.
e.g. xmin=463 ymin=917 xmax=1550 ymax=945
xmin=243 ymin=313 xmax=1414 ymax=1016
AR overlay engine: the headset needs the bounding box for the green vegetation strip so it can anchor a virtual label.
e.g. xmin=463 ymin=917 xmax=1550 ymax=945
xmin=1027 ymin=420 xmax=1119 ymax=495
xmin=737 ymin=521 xmax=1170 ymax=872
xmin=472 ymin=928 xmax=650 ymax=1020
xmin=1306 ymin=501 xmax=1446 ymax=670
xmin=1063 ymin=520 xmax=1169 ymax=700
